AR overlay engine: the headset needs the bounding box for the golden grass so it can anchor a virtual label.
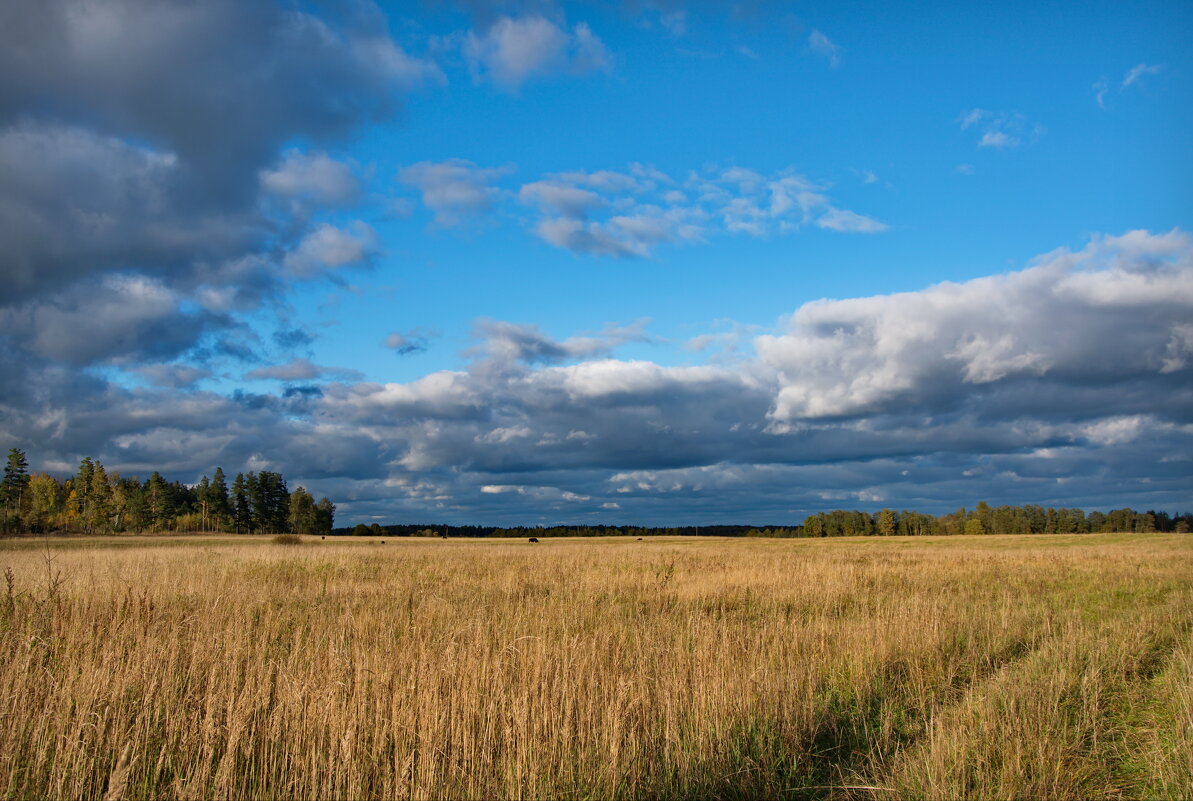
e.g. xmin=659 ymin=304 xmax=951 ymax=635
xmin=0 ymin=533 xmax=1189 ymax=800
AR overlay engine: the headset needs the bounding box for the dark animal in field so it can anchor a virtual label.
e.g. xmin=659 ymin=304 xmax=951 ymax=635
xmin=321 ymin=536 xmax=325 ymax=540
xmin=637 ymin=537 xmax=643 ymax=541
xmin=381 ymin=540 xmax=385 ymax=544
xmin=528 ymin=537 xmax=539 ymax=543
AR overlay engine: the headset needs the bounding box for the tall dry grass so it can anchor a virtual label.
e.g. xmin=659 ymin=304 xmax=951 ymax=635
xmin=0 ymin=533 xmax=1189 ymax=800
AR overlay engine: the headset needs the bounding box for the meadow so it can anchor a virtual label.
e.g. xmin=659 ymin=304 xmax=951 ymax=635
xmin=0 ymin=533 xmax=1189 ymax=800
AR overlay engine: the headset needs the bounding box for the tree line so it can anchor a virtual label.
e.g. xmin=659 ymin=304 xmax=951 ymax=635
xmin=1 ymin=448 xmax=334 ymax=536
xmin=799 ymin=502 xmax=1190 ymax=537
xmin=333 ymin=504 xmax=1190 ymax=539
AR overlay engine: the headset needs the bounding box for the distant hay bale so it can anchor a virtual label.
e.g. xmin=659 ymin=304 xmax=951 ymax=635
xmin=272 ymin=534 xmax=302 ymax=545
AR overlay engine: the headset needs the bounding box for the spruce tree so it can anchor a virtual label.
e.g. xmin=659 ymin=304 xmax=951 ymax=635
xmin=145 ymin=472 xmax=173 ymax=531
xmin=232 ymin=472 xmax=252 ymax=534
xmin=2 ymin=448 xmax=31 ymax=516
xmin=210 ymin=467 xmax=231 ymax=531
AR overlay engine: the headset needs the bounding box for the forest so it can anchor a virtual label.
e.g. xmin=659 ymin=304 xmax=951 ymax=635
xmin=0 ymin=448 xmax=334 ymax=536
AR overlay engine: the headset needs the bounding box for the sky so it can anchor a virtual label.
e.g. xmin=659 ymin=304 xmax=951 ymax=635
xmin=1 ymin=0 xmax=1191 ymax=527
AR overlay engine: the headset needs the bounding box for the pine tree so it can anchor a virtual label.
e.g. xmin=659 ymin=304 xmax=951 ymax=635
xmin=88 ymin=462 xmax=113 ymax=533
xmin=232 ymin=472 xmax=253 ymax=534
xmin=210 ymin=467 xmax=231 ymax=531
xmin=1 ymin=448 xmax=31 ymax=524
xmin=145 ymin=472 xmax=173 ymax=531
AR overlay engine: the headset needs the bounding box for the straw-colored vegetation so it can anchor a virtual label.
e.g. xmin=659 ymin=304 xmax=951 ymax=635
xmin=1 ymin=533 xmax=1190 ymax=800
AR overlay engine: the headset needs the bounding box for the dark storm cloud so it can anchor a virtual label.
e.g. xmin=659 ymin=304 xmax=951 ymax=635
xmin=0 ymin=0 xmax=436 ymax=199
xmin=0 ymin=275 xmax=231 ymax=366
xmin=0 ymin=0 xmax=433 ymax=370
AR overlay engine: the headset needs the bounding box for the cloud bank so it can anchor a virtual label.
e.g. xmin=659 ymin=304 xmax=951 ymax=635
xmin=4 ymin=230 xmax=1189 ymax=524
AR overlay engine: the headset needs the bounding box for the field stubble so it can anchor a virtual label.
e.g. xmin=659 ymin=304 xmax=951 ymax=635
xmin=0 ymin=534 xmax=1190 ymax=800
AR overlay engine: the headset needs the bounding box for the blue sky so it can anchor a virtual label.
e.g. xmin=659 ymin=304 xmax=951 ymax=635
xmin=1 ymin=0 xmax=1191 ymax=525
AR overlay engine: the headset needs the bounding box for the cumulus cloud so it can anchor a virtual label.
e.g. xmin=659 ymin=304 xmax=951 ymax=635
xmin=519 ymin=180 xmax=604 ymax=217
xmin=283 ymin=222 xmax=379 ymax=277
xmin=397 ymin=159 xmax=513 ymax=227
xmin=463 ymin=15 xmax=611 ymax=92
xmin=758 ymin=229 xmax=1193 ymax=420
xmin=261 ymin=150 xmax=361 ymax=207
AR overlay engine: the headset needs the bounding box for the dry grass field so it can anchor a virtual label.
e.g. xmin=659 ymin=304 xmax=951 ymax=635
xmin=0 ymin=533 xmax=1190 ymax=800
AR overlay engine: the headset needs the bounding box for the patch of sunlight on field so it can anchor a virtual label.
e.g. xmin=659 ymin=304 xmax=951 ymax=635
xmin=1 ymin=533 xmax=1190 ymax=800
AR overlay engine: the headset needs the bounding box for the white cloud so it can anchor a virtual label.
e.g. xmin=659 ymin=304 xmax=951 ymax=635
xmin=398 ymin=159 xmax=512 ymax=227
xmin=349 ymin=33 xmax=445 ymax=90
xmin=283 ymin=221 xmax=378 ymax=277
xmin=520 ymin=180 xmax=604 ymax=217
xmin=463 ymin=16 xmax=611 ymax=92
xmin=807 ymin=29 xmax=840 ymax=68
xmin=1093 ymin=78 xmax=1110 ymax=109
xmin=815 ymin=208 xmax=888 ymax=233
xmin=1122 ymin=63 xmax=1162 ymax=88
xmin=660 ymin=11 xmax=687 ymax=37
xmin=957 ymin=109 xmax=1043 ymax=150
xmin=978 ymin=130 xmax=1015 ymax=150
xmin=261 ymin=150 xmax=360 ymax=206
xmin=758 ymin=229 xmax=1193 ymax=420
xmin=1096 ymin=64 xmax=1163 ymax=109
xmin=512 ymin=164 xmax=887 ymax=257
